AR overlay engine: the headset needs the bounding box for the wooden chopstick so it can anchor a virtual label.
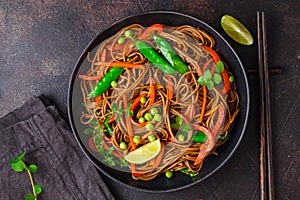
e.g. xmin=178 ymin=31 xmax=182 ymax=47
xmin=246 ymin=66 xmax=281 ymax=74
xmin=257 ymin=11 xmax=275 ymax=200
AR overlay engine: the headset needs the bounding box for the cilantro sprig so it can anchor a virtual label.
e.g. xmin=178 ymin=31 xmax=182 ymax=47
xmin=93 ymin=131 xmax=128 ymax=168
xmin=197 ymin=61 xmax=225 ymax=90
xmin=10 ymin=152 xmax=43 ymax=200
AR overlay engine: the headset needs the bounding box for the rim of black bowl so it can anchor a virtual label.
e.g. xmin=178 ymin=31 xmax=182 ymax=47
xmin=67 ymin=10 xmax=250 ymax=193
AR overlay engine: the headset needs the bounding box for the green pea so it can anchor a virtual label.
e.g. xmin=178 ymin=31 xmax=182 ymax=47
xmin=150 ymin=107 xmax=159 ymax=115
xmin=144 ymin=113 xmax=152 ymax=121
xmin=229 ymin=75 xmax=234 ymax=83
xmin=148 ymin=134 xmax=156 ymax=142
xmin=117 ymin=37 xmax=125 ymax=44
xmin=178 ymin=134 xmax=185 ymax=142
xmin=133 ymin=136 xmax=140 ymax=143
xmin=120 ymin=142 xmax=127 ymax=150
xmin=146 ymin=123 xmax=154 ymax=131
xmin=111 ymin=80 xmax=117 ymax=88
xmin=125 ymin=30 xmax=133 ymax=38
xmin=140 ymin=97 xmax=147 ymax=104
xmin=138 ymin=117 xmax=145 ymax=123
xmin=153 ymin=113 xmax=162 ymax=122
xmin=165 ymin=171 xmax=173 ymax=178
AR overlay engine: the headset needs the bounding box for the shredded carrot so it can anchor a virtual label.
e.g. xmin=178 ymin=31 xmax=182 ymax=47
xmin=131 ymin=164 xmax=144 ymax=177
xmin=108 ymin=115 xmax=116 ymax=124
xmin=129 ymin=93 xmax=148 ymax=127
xmin=199 ymin=86 xmax=207 ymax=123
xmin=138 ymin=24 xmax=163 ymax=40
xmin=94 ymin=95 xmax=101 ymax=102
xmin=166 ymin=75 xmax=174 ymax=100
xmin=202 ymin=46 xmax=220 ymax=63
xmin=131 ymin=93 xmax=147 ymax=111
xmin=149 ymin=78 xmax=156 ymax=105
xmin=131 ymin=118 xmax=147 ymax=127
xmin=95 ymin=61 xmax=144 ymax=69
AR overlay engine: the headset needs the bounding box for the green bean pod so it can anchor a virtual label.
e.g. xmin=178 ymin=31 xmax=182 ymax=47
xmin=134 ymin=40 xmax=178 ymax=75
xmin=88 ymin=67 xmax=124 ymax=97
xmin=153 ymin=35 xmax=189 ymax=75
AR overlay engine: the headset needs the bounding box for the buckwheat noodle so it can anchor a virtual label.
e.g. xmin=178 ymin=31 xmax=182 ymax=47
xmin=79 ymin=24 xmax=239 ymax=181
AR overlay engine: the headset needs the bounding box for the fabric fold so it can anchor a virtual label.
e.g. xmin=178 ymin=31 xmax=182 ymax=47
xmin=0 ymin=95 xmax=115 ymax=200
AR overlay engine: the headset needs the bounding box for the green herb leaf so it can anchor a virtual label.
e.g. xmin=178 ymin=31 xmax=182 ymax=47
xmin=206 ymin=80 xmax=214 ymax=90
xmin=125 ymin=103 xmax=134 ymax=117
xmin=83 ymin=128 xmax=94 ymax=135
xmin=180 ymin=168 xmax=199 ymax=177
xmin=11 ymin=161 xmax=25 ymax=172
xmin=126 ymin=110 xmax=134 ymax=118
xmin=175 ymin=116 xmax=182 ymax=125
xmin=110 ymin=103 xmax=124 ymax=122
xmin=28 ymin=164 xmax=37 ymax=173
xmin=204 ymin=69 xmax=212 ymax=79
xmin=213 ymin=73 xmax=222 ymax=84
xmin=10 ymin=152 xmax=26 ymax=164
xmin=103 ymin=154 xmax=116 ymax=166
xmin=170 ymin=123 xmax=180 ymax=129
xmin=197 ymin=76 xmax=207 ymax=85
xmin=179 ymin=123 xmax=192 ymax=131
xmin=34 ymin=184 xmax=43 ymax=195
xmin=119 ymin=158 xmax=128 ymax=167
xmin=25 ymin=193 xmax=35 ymax=200
xmin=90 ymin=119 xmax=99 ymax=126
xmin=216 ymin=61 xmax=225 ymax=73
xmin=218 ymin=131 xmax=229 ymax=140
xmin=11 ymin=152 xmax=42 ymax=200
xmin=107 ymin=146 xmax=114 ymax=154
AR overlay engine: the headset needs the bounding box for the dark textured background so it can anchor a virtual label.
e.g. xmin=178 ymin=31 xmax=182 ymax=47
xmin=0 ymin=0 xmax=299 ymax=199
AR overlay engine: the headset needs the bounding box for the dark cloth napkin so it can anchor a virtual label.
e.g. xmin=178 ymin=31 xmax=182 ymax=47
xmin=0 ymin=95 xmax=115 ymax=200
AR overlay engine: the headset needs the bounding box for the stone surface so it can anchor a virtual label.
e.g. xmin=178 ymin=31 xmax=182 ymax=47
xmin=0 ymin=0 xmax=299 ymax=199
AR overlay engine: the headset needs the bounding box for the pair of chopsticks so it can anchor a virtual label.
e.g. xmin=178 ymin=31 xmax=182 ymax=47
xmin=257 ymin=11 xmax=275 ymax=200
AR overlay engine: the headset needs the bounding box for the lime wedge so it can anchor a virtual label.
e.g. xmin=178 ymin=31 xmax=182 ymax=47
xmin=124 ymin=139 xmax=161 ymax=164
xmin=221 ymin=14 xmax=254 ymax=45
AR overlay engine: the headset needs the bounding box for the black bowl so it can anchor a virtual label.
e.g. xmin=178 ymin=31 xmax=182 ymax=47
xmin=68 ymin=11 xmax=250 ymax=192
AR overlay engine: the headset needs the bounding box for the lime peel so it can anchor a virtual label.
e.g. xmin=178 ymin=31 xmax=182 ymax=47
xmin=221 ymin=14 xmax=254 ymax=46
xmin=124 ymin=139 xmax=161 ymax=164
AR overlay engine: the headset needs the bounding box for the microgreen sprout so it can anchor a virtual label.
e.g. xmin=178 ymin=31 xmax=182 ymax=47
xmin=10 ymin=152 xmax=43 ymax=200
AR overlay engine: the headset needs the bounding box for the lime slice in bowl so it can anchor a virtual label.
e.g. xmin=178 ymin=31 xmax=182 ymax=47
xmin=124 ymin=139 xmax=161 ymax=164
xmin=221 ymin=14 xmax=254 ymax=45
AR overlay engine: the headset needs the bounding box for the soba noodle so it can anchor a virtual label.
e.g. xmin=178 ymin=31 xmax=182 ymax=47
xmin=79 ymin=24 xmax=239 ymax=181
